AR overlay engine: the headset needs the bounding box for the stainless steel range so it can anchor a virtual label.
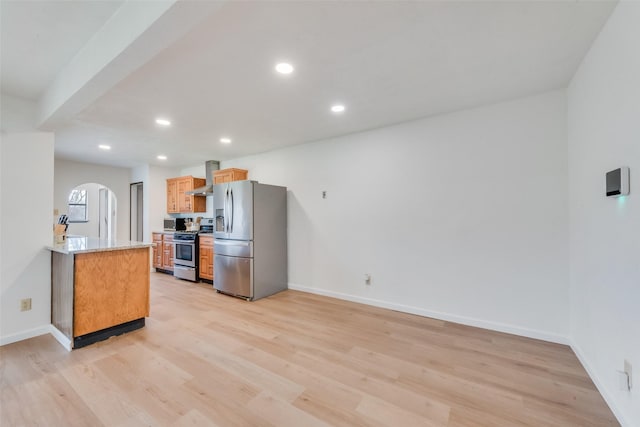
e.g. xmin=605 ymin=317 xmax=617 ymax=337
xmin=173 ymin=231 xmax=199 ymax=282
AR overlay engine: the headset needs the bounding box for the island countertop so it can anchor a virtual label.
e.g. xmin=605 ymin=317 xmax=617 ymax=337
xmin=46 ymin=235 xmax=152 ymax=254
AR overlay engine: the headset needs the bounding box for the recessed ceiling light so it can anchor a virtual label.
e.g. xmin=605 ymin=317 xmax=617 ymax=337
xmin=155 ymin=118 xmax=171 ymax=126
xmin=220 ymin=137 xmax=232 ymax=144
xmin=275 ymin=62 xmax=294 ymax=74
xmin=157 ymin=155 xmax=167 ymax=160
xmin=331 ymin=104 xmax=346 ymax=113
xmin=98 ymin=144 xmax=111 ymax=150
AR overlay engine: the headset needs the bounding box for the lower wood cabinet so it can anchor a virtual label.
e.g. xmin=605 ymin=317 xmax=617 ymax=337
xmin=152 ymin=233 xmax=163 ymax=268
xmin=199 ymin=235 xmax=214 ymax=281
xmin=51 ymin=246 xmax=150 ymax=349
xmin=152 ymin=232 xmax=174 ymax=272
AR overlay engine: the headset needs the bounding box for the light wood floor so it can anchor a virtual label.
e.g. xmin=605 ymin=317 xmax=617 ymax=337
xmin=1 ymin=273 xmax=618 ymax=426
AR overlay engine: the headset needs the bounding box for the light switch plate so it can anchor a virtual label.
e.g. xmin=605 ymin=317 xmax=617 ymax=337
xmin=606 ymin=166 xmax=630 ymax=197
xmin=624 ymin=359 xmax=633 ymax=390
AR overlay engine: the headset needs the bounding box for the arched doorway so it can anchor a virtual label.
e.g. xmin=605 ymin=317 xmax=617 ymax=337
xmin=66 ymin=183 xmax=117 ymax=240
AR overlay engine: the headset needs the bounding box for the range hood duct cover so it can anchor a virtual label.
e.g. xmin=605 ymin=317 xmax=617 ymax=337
xmin=186 ymin=160 xmax=220 ymax=195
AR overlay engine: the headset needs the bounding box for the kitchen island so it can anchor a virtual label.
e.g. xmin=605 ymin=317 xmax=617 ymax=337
xmin=47 ymin=236 xmax=152 ymax=350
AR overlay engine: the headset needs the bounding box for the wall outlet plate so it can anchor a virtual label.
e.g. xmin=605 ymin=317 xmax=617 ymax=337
xmin=20 ymin=298 xmax=32 ymax=311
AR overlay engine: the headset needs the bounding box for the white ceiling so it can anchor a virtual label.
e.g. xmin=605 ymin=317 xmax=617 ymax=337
xmin=0 ymin=1 xmax=617 ymax=168
xmin=0 ymin=0 xmax=124 ymax=100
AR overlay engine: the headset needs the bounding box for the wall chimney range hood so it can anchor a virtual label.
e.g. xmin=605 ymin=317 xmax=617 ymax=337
xmin=186 ymin=160 xmax=220 ymax=195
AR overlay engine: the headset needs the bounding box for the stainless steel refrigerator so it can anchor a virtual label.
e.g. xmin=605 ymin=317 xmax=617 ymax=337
xmin=213 ymin=180 xmax=287 ymax=300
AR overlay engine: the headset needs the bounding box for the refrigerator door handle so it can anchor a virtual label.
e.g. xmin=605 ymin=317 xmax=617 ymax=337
xmin=224 ymin=186 xmax=229 ymax=233
xmin=229 ymin=187 xmax=234 ymax=233
xmin=223 ymin=187 xmax=226 ymax=233
xmin=215 ymin=240 xmax=250 ymax=247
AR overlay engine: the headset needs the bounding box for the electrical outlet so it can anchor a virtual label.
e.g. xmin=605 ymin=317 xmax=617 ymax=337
xmin=20 ymin=298 xmax=32 ymax=311
xmin=364 ymin=274 xmax=371 ymax=285
xmin=322 ymin=191 xmax=327 ymax=199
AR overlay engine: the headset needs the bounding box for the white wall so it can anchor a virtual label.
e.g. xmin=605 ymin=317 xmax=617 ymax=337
xmin=131 ymin=164 xmax=150 ymax=241
xmin=0 ymin=132 xmax=54 ymax=344
xmin=0 ymin=94 xmax=37 ymax=132
xmin=148 ymin=165 xmax=182 ymax=235
xmin=54 ymin=158 xmax=130 ymax=241
xmin=223 ymin=90 xmax=569 ymax=342
xmin=567 ymin=2 xmax=640 ymax=426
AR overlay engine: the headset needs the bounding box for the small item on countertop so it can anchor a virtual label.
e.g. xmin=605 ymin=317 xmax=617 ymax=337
xmin=57 ymin=214 xmax=69 ymax=231
xmin=54 ymin=224 xmax=66 ymax=243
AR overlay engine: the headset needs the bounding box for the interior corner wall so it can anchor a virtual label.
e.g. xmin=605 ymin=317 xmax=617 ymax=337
xmin=148 ymin=165 xmax=182 ymax=236
xmin=223 ymin=89 xmax=569 ymax=342
xmin=0 ymin=132 xmax=54 ymax=344
xmin=54 ymin=158 xmax=131 ymax=241
xmin=0 ymin=94 xmax=37 ymax=132
xmin=567 ymin=2 xmax=640 ymax=426
xmin=131 ymin=164 xmax=150 ymax=242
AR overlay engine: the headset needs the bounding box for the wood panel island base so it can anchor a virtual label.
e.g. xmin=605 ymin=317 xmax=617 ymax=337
xmin=47 ymin=236 xmax=152 ymax=350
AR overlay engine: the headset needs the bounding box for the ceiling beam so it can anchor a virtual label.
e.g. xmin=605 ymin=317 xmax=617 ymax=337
xmin=36 ymin=0 xmax=224 ymax=130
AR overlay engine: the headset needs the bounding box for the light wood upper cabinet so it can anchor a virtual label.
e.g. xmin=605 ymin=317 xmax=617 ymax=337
xmin=166 ymin=176 xmax=206 ymax=213
xmin=167 ymin=180 xmax=178 ymax=213
xmin=213 ymin=168 xmax=248 ymax=185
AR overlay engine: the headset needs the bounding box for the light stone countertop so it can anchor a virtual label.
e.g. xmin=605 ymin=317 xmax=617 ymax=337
xmin=46 ymin=235 xmax=153 ymax=255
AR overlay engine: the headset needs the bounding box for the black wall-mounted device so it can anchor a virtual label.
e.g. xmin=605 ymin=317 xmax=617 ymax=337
xmin=606 ymin=167 xmax=630 ymax=197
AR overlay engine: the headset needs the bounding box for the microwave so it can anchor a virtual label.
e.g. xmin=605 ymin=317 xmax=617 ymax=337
xmin=164 ymin=218 xmax=189 ymax=231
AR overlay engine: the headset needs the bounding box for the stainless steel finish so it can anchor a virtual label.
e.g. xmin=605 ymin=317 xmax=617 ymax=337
xmin=173 ymin=239 xmax=196 ymax=268
xmin=229 ymin=186 xmax=232 ymax=234
xmin=252 ymin=182 xmax=288 ymax=300
xmin=213 ymin=181 xmax=287 ymax=301
xmin=214 ymin=240 xmax=250 ymax=246
xmin=164 ymin=218 xmax=176 ymax=231
xmin=199 ymin=217 xmax=214 ymax=234
xmin=173 ymin=241 xmax=196 ymax=267
xmin=186 ymin=160 xmax=220 ymax=195
xmin=174 ymin=265 xmax=197 ymax=281
xmin=200 ymin=218 xmax=214 ymax=227
xmin=51 ymin=252 xmax=74 ymax=341
xmin=224 ymin=187 xmax=229 ymax=233
xmin=214 ymin=239 xmax=253 ymax=257
xmin=214 ymin=180 xmax=254 ymax=240
xmin=214 ymin=254 xmax=253 ymax=299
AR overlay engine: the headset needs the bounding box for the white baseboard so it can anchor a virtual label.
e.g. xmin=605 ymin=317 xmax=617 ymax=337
xmin=49 ymin=325 xmax=72 ymax=351
xmin=570 ymin=340 xmax=631 ymax=427
xmin=288 ymin=283 xmax=569 ymax=345
xmin=0 ymin=324 xmax=52 ymax=346
xmin=1 ymin=325 xmax=71 ymax=351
